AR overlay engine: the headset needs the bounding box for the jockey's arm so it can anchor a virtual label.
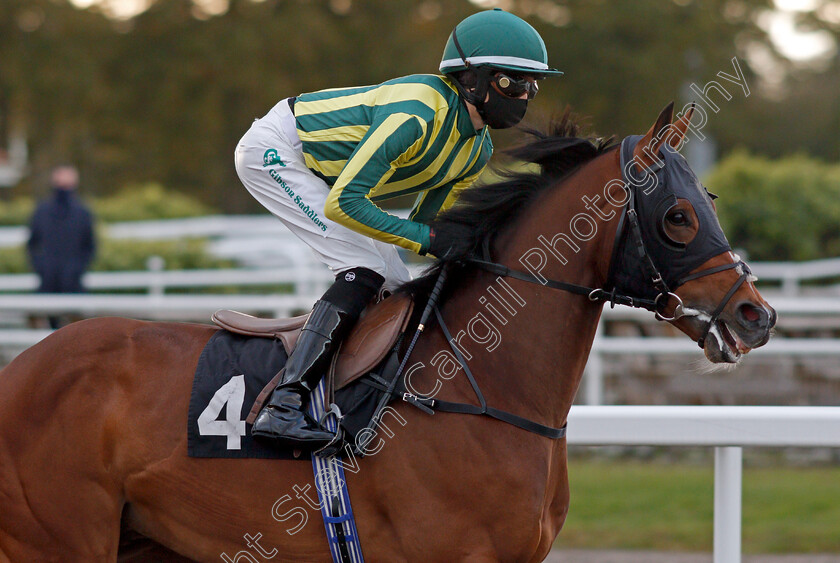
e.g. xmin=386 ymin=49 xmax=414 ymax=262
xmin=324 ymin=113 xmax=437 ymax=255
xmin=408 ymin=170 xmax=484 ymax=224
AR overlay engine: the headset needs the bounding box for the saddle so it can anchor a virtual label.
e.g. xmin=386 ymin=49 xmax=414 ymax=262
xmin=212 ymin=294 xmax=414 ymax=424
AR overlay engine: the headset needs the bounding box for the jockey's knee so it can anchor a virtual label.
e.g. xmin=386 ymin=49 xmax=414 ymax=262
xmin=323 ymin=267 xmax=385 ymax=317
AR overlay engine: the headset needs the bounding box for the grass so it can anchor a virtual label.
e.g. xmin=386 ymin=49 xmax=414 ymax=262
xmin=553 ymin=458 xmax=840 ymax=554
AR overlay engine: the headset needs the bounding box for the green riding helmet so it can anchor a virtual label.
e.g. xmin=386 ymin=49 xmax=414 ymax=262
xmin=439 ymin=8 xmax=563 ymax=77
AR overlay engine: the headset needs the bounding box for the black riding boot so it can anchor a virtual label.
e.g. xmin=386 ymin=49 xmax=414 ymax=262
xmin=251 ymin=300 xmax=348 ymax=447
xmin=251 ymin=267 xmax=384 ymax=449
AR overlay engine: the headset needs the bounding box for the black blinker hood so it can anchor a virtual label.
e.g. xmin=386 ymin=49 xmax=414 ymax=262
xmin=607 ymin=135 xmax=731 ymax=300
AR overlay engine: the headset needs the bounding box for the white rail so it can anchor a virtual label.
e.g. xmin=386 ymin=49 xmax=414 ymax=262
xmin=581 ymin=296 xmax=840 ymax=405
xmin=566 ymin=406 xmax=840 ymax=563
xmin=0 ymin=285 xmax=833 ymax=315
xmin=0 ymin=267 xmax=334 ymax=295
xmin=750 ymin=258 xmax=840 ymax=295
xmin=1 ymin=215 xmax=840 ymax=291
xmin=0 ymin=214 xmax=409 ymax=247
xmin=0 ymin=291 xmax=834 ymax=347
xmin=0 ymin=264 xmax=432 ymax=295
xmin=0 ymin=293 xmax=312 ymax=319
xmin=582 ymin=332 xmax=840 ymax=405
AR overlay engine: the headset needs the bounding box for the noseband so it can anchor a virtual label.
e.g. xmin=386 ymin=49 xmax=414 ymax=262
xmin=677 ymin=261 xmax=750 ymax=348
xmin=464 ymin=139 xmax=752 ymax=350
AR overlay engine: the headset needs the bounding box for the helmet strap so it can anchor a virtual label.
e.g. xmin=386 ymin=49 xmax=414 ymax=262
xmin=450 ymin=26 xmax=492 ymax=116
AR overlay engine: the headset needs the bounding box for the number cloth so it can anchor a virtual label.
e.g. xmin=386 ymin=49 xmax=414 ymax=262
xmin=188 ymin=331 xmax=302 ymax=459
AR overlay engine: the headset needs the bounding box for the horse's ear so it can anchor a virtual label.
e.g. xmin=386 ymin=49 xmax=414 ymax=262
xmin=666 ymin=103 xmax=695 ymax=149
xmin=634 ymin=101 xmax=675 ymax=168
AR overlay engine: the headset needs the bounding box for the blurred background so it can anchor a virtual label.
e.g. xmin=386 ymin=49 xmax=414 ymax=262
xmin=1 ymin=0 xmax=840 ymax=558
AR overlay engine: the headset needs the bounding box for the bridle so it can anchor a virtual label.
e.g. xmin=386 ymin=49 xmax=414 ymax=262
xmin=463 ymin=137 xmax=752 ymax=350
xmin=393 ymin=137 xmax=750 ymax=442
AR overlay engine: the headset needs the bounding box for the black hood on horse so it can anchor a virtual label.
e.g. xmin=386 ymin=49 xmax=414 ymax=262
xmin=608 ymin=135 xmax=732 ymax=301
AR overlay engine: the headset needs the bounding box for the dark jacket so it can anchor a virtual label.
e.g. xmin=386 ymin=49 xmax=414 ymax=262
xmin=27 ymin=190 xmax=96 ymax=293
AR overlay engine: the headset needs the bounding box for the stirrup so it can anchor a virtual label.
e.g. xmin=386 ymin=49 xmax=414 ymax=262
xmin=313 ymin=404 xmax=345 ymax=457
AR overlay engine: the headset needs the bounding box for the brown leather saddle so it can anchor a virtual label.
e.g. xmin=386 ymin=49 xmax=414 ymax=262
xmin=212 ymin=294 xmax=414 ymax=424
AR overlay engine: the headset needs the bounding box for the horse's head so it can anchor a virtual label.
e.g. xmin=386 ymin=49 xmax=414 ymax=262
xmin=413 ymin=103 xmax=774 ymax=364
xmin=608 ymin=103 xmax=775 ymax=363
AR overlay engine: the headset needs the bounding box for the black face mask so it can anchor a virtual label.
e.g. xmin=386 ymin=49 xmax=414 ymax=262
xmin=480 ymin=87 xmax=528 ymax=129
xmin=450 ymin=66 xmax=529 ymax=130
xmin=52 ymin=186 xmax=73 ymax=206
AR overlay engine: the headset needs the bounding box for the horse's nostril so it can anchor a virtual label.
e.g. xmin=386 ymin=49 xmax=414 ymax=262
xmin=741 ymin=305 xmax=760 ymax=322
xmin=737 ymin=302 xmax=767 ymax=327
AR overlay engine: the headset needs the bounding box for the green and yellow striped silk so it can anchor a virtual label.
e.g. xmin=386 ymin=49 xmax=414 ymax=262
xmin=294 ymin=74 xmax=493 ymax=254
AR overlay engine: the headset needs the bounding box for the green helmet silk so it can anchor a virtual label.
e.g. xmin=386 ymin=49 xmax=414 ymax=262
xmin=439 ymin=9 xmax=562 ymax=77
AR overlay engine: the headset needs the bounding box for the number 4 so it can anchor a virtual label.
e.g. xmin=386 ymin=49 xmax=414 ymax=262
xmin=198 ymin=374 xmax=247 ymax=450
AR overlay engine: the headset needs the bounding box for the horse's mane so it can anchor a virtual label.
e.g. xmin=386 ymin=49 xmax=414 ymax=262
xmin=398 ymin=110 xmax=617 ymax=302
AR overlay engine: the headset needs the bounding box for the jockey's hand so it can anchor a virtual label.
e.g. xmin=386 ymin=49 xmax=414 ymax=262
xmin=428 ymin=224 xmax=460 ymax=259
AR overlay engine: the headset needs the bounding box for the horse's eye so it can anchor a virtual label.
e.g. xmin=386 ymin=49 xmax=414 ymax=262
xmin=667 ymin=211 xmax=689 ymax=226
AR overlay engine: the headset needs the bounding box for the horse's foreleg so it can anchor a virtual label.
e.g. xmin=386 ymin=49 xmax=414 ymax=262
xmin=0 ymin=324 xmax=131 ymax=562
xmin=0 ymin=432 xmax=125 ymax=561
xmin=0 ymin=457 xmax=123 ymax=562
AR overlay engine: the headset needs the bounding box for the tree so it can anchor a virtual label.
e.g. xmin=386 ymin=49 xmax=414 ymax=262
xmin=706 ymin=150 xmax=840 ymax=261
xmin=2 ymin=0 xmax=837 ymax=212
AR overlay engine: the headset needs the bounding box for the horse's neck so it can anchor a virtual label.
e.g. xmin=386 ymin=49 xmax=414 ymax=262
xmin=438 ymin=160 xmax=619 ymax=428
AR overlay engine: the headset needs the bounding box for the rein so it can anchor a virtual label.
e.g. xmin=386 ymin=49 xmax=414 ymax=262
xmin=466 ymin=249 xmax=748 ymax=349
xmin=462 ymin=137 xmax=753 ymax=349
xmin=465 ymin=238 xmax=659 ymax=312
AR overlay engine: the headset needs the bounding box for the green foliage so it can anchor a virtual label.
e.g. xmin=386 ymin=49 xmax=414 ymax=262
xmin=0 ymin=245 xmax=30 ymax=274
xmin=705 ymin=151 xmax=840 ymax=261
xmin=0 ymin=197 xmax=36 ymax=226
xmin=91 ymin=238 xmax=233 ymax=271
xmin=91 ymin=183 xmax=215 ymax=222
xmin=0 ymin=184 xmax=214 ymax=225
xmin=0 ymin=237 xmax=232 ymax=274
xmin=5 ymin=0 xmax=838 ymax=212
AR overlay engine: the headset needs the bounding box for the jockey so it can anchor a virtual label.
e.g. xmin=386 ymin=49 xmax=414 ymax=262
xmin=238 ymin=8 xmax=563 ymax=449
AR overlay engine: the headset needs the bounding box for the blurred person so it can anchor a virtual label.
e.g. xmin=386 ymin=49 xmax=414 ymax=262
xmin=237 ymin=9 xmax=562 ymax=448
xmin=27 ymin=165 xmax=96 ymax=329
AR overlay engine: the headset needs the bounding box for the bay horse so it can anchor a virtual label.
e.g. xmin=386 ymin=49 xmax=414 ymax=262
xmin=0 ymin=104 xmax=774 ymax=562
